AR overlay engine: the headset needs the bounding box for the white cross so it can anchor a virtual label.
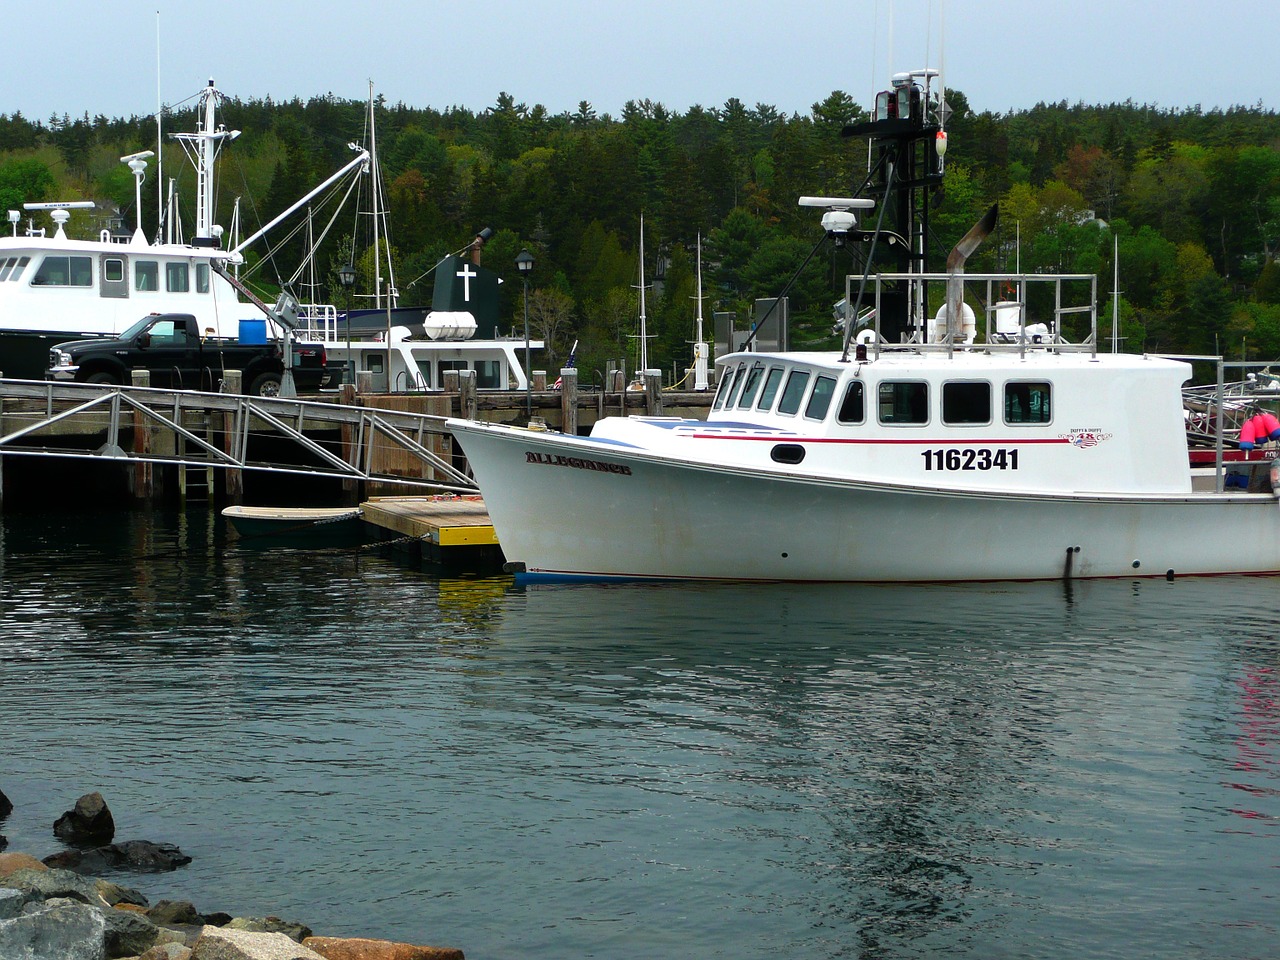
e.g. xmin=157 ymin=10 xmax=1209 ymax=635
xmin=457 ymin=262 xmax=476 ymax=302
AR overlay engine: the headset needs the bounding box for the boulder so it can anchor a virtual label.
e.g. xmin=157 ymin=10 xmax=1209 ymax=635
xmin=191 ymin=924 xmax=326 ymax=959
xmin=149 ymin=899 xmax=203 ymax=926
xmin=97 ymin=877 xmax=150 ymax=907
xmin=0 ymin=887 xmax=27 ymax=920
xmin=225 ymin=915 xmax=313 ymax=942
xmin=0 ymin=866 xmax=107 ymax=906
xmin=53 ymin=792 xmax=115 ymax=845
xmin=0 ymin=787 xmax=12 ymax=820
xmin=0 ymin=851 xmax=47 ymax=878
xmin=44 ymin=839 xmax=192 ymax=874
xmin=0 ymin=899 xmax=107 ymax=960
xmin=140 ymin=943 xmax=194 ymax=960
xmin=102 ymin=903 xmax=160 ymax=958
xmin=303 ymin=936 xmax=465 ymax=960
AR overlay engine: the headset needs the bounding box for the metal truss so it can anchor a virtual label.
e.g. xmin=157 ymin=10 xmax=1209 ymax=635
xmin=0 ymin=379 xmax=477 ymax=492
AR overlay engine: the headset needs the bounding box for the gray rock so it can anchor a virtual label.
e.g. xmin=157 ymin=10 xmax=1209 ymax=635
xmin=142 ymin=944 xmax=194 ymax=960
xmin=140 ymin=943 xmax=194 ymax=960
xmin=53 ymin=791 xmax=116 ymax=845
xmin=0 ymin=866 xmax=107 ymax=906
xmin=149 ymin=899 xmax=203 ymax=925
xmin=44 ymin=839 xmax=193 ymax=874
xmin=0 ymin=886 xmax=28 ymax=920
xmin=96 ymin=876 xmax=150 ymax=907
xmin=190 ymin=924 xmax=324 ymax=959
xmin=223 ymin=915 xmax=313 ymax=942
xmin=102 ymin=904 xmax=160 ymax=958
xmin=0 ymin=899 xmax=107 ymax=960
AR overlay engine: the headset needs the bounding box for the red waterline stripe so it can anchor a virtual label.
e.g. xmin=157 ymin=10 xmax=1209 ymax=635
xmin=686 ymin=433 xmax=1073 ymax=446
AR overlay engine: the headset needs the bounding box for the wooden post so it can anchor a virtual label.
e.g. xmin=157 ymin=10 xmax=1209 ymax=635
xmin=559 ymin=367 xmax=578 ymax=435
xmin=532 ymin=370 xmax=547 ymax=391
xmin=459 ymin=369 xmax=478 ymax=421
xmin=644 ymin=370 xmax=663 ymax=416
xmin=130 ymin=369 xmax=153 ymax=502
xmin=223 ymin=370 xmax=244 ymax=505
xmin=356 ymin=370 xmax=374 ymax=395
xmin=340 ymin=381 xmax=359 ymax=504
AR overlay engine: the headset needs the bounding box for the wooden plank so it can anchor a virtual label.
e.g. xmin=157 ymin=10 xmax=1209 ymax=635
xmin=361 ymin=495 xmax=499 ymax=546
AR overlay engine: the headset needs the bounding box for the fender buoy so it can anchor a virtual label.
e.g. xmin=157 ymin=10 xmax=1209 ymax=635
xmin=1260 ymin=412 xmax=1280 ymax=441
xmin=1240 ymin=417 xmax=1259 ymax=450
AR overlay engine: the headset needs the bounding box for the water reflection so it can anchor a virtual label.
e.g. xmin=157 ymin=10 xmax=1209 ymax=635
xmin=2 ymin=512 xmax=1279 ymax=958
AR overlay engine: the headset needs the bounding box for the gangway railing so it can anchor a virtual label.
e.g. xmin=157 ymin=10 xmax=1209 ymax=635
xmin=0 ymin=378 xmax=476 ymax=492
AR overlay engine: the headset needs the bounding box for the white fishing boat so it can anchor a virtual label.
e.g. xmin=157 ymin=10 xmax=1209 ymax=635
xmin=449 ymin=67 xmax=1280 ymax=584
xmin=0 ymin=79 xmax=369 ymax=381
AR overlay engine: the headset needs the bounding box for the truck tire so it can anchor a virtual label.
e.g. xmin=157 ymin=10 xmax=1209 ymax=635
xmin=248 ymin=372 xmax=282 ymax=397
xmin=84 ymin=372 xmax=121 ymax=385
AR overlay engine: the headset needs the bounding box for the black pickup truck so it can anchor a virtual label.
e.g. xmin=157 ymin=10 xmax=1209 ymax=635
xmin=46 ymin=312 xmax=330 ymax=396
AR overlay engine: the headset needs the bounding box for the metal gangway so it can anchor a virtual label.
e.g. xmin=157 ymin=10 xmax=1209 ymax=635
xmin=0 ymin=379 xmax=477 ymax=493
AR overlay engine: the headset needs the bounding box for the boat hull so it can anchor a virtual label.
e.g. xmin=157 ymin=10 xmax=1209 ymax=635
xmin=450 ymin=421 xmax=1280 ymax=583
xmin=222 ymin=506 xmax=368 ymax=547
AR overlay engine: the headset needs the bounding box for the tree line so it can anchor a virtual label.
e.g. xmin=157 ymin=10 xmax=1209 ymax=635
xmin=2 ymin=84 xmax=1279 ymax=380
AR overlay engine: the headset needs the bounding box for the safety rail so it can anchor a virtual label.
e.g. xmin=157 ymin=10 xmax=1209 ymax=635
xmin=851 ymin=271 xmax=1099 ymax=359
xmin=0 ymin=378 xmax=476 ymax=492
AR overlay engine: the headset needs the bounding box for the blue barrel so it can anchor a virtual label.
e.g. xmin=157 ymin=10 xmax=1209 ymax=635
xmin=238 ymin=318 xmax=267 ymax=344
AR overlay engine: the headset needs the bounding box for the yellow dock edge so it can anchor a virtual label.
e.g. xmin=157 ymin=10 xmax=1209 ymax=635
xmin=359 ymin=496 xmax=500 ymax=548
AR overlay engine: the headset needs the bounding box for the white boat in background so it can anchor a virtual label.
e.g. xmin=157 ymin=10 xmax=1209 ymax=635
xmin=0 ymin=79 xmax=369 ymax=381
xmin=450 ymin=67 xmax=1280 ymax=584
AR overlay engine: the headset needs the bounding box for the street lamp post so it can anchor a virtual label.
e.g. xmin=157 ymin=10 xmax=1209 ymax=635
xmin=338 ymin=263 xmax=356 ymax=386
xmin=515 ymin=249 xmax=535 ymax=418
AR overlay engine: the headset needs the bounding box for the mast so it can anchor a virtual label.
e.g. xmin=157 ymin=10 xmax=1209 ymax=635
xmin=370 ymin=82 xmax=382 ymax=309
xmin=636 ymin=215 xmax=649 ymax=373
xmin=842 ymin=66 xmax=946 ymax=342
xmin=170 ymin=79 xmax=240 ymax=244
xmin=691 ymin=234 xmax=709 ymax=390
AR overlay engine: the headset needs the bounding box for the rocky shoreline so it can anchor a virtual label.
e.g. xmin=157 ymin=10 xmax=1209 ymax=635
xmin=0 ymin=789 xmax=464 ymax=960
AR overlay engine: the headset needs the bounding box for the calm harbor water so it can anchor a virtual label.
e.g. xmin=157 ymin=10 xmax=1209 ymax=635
xmin=1 ymin=508 xmax=1278 ymax=959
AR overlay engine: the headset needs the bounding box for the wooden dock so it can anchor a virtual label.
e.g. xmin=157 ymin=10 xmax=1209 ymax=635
xmin=361 ymin=495 xmax=505 ymax=570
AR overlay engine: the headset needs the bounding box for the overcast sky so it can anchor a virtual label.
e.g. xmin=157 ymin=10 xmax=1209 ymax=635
xmin=5 ymin=0 xmax=1277 ymax=125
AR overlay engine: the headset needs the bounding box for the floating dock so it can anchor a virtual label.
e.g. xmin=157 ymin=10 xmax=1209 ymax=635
xmin=360 ymin=495 xmax=504 ymax=570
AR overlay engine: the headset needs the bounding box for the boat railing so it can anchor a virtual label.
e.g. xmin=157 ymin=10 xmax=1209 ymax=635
xmin=852 ymin=271 xmax=1099 ymax=359
xmin=296 ymin=303 xmax=340 ymax=343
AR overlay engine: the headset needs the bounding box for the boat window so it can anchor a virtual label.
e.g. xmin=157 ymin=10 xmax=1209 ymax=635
xmin=6 ymin=256 xmax=29 ymax=281
xmin=942 ymin=381 xmax=991 ymax=425
xmin=0 ymin=258 xmax=12 ymax=282
xmin=837 ymin=381 xmax=865 ymax=424
xmin=777 ymin=370 xmax=811 ymax=416
xmin=713 ymin=365 xmax=741 ymax=411
xmin=32 ymin=255 xmax=92 ymax=287
xmin=104 ymin=259 xmax=125 ymax=283
xmin=804 ymin=375 xmax=838 ymax=420
xmin=756 ymin=367 xmax=785 ymax=411
xmin=475 ymin=360 xmax=502 ymax=389
xmin=166 ymin=262 xmax=190 ymax=293
xmin=736 ymin=363 xmax=766 ymax=408
xmin=135 ymin=261 xmax=158 ymax=291
xmin=711 ymin=366 xmax=742 ymax=412
xmin=878 ymin=381 xmax=928 ymax=424
xmin=195 ymin=263 xmax=210 ymax=293
xmin=1005 ymin=381 xmax=1052 ymax=424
